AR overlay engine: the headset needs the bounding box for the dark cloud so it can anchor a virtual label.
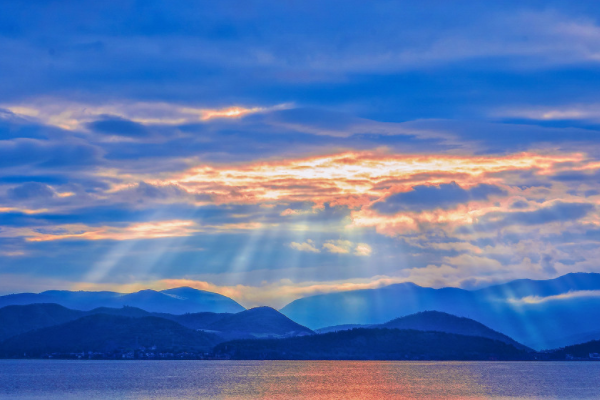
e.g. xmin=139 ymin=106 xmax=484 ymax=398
xmin=541 ymin=254 xmax=557 ymax=275
xmin=372 ymin=182 xmax=506 ymax=214
xmin=7 ymin=182 xmax=54 ymax=200
xmin=87 ymin=116 xmax=149 ymax=137
xmin=509 ymin=200 xmax=529 ymax=209
xmin=551 ymin=171 xmax=600 ymax=182
xmin=0 ymin=139 xmax=102 ymax=169
xmin=498 ymin=202 xmax=593 ymax=226
xmin=463 ymin=202 xmax=595 ymax=233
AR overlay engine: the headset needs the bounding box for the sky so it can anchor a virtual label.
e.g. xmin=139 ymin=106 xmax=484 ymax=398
xmin=2 ymin=0 xmax=600 ymax=307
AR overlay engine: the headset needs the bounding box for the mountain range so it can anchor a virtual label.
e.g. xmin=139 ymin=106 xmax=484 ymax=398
xmin=0 ymin=303 xmax=310 ymax=343
xmin=1 ymin=301 xmax=599 ymax=360
xmin=0 ymin=287 xmax=244 ymax=314
xmin=2 ymin=272 xmax=600 ymax=350
xmin=0 ymin=304 xmax=530 ymax=360
xmin=280 ymin=272 xmax=600 ymax=349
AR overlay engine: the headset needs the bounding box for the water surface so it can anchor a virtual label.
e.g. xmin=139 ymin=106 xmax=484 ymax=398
xmin=0 ymin=360 xmax=598 ymax=399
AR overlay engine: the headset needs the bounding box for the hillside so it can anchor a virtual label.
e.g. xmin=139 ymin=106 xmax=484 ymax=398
xmin=545 ymin=329 xmax=600 ymax=350
xmin=380 ymin=311 xmax=529 ymax=350
xmin=548 ymin=339 xmax=600 ymax=359
xmin=0 ymin=314 xmax=221 ymax=358
xmin=316 ymin=324 xmax=370 ymax=334
xmin=0 ymin=287 xmax=245 ymax=314
xmin=0 ymin=304 xmax=85 ymax=342
xmin=207 ymin=307 xmax=314 ymax=338
xmin=0 ymin=304 xmax=301 ymax=344
xmin=214 ymin=328 xmax=529 ymax=360
xmin=163 ymin=311 xmax=231 ymax=330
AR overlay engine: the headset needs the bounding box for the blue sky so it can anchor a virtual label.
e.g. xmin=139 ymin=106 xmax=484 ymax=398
xmin=2 ymin=1 xmax=600 ymax=306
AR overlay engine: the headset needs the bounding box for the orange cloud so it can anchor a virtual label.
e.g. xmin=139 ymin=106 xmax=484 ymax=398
xmin=141 ymin=151 xmax=585 ymax=209
xmin=0 ymin=220 xmax=270 ymax=242
xmin=3 ymin=100 xmax=288 ymax=130
xmin=92 ymin=149 xmax=597 ymax=239
xmin=199 ymin=106 xmax=265 ymax=120
xmin=25 ymin=220 xmax=198 ymax=242
xmin=0 ymin=207 xmax=49 ymax=214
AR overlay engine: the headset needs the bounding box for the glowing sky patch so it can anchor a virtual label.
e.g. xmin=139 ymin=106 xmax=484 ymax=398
xmin=22 ymin=220 xmax=198 ymax=242
xmin=199 ymin=106 xmax=265 ymax=120
xmin=142 ymin=151 xmax=586 ymax=207
xmin=2 ymin=101 xmax=288 ymax=130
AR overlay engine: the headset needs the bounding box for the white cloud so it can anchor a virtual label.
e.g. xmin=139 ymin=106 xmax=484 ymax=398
xmin=322 ymin=240 xmax=372 ymax=256
xmin=289 ymin=241 xmax=320 ymax=253
xmin=494 ymin=103 xmax=600 ymax=122
xmin=323 ymin=240 xmax=352 ymax=254
xmin=354 ymin=243 xmax=372 ymax=257
xmin=507 ymin=290 xmax=600 ymax=305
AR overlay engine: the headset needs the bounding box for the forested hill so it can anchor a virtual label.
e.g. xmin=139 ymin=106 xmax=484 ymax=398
xmin=0 ymin=314 xmax=221 ymax=358
xmin=213 ymin=328 xmax=530 ymax=360
xmin=380 ymin=311 xmax=529 ymax=350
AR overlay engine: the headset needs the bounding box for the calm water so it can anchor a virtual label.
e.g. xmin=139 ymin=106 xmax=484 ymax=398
xmin=0 ymin=360 xmax=598 ymax=399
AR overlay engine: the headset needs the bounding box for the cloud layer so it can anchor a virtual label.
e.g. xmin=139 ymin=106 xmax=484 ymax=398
xmin=2 ymin=1 xmax=600 ymax=306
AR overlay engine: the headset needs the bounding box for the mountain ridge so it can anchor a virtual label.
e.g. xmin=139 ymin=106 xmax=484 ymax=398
xmin=279 ymin=272 xmax=600 ymax=350
xmin=0 ymin=314 xmax=221 ymax=358
xmin=0 ymin=287 xmax=245 ymax=315
xmin=213 ymin=328 xmax=529 ymax=360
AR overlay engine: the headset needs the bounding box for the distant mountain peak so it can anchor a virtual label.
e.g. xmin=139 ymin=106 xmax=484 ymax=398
xmin=246 ymin=306 xmax=278 ymax=313
xmin=161 ymin=287 xmax=227 ymax=299
xmin=207 ymin=306 xmax=313 ymax=337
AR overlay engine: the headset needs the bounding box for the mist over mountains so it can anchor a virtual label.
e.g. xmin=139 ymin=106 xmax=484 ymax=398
xmin=280 ymin=273 xmax=600 ymax=350
xmin=2 ymin=273 xmax=600 ymax=350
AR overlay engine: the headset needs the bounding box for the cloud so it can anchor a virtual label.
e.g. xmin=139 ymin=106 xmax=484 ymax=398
xmin=200 ymin=106 xmax=273 ymax=121
xmin=0 ymin=219 xmax=271 ymax=242
xmin=354 ymin=243 xmax=372 ymax=256
xmin=280 ymin=208 xmax=314 ymax=216
xmin=289 ymin=239 xmax=372 ymax=256
xmin=507 ymin=290 xmax=600 ymax=305
xmin=323 ymin=240 xmax=352 ymax=254
xmin=322 ymin=240 xmax=372 ymax=256
xmin=24 ymin=220 xmax=199 ymax=242
xmin=495 ymin=103 xmax=600 ymax=123
xmin=0 ymin=251 xmax=25 ymax=257
xmin=470 ymin=201 xmax=595 ymax=232
xmin=7 ymin=182 xmax=55 ymax=200
xmin=0 ymin=139 xmax=101 ymax=169
xmin=136 ymin=150 xmax=584 ymax=209
xmin=5 ymin=2 xmax=600 ymax=299
xmin=87 ymin=116 xmax=149 ymax=137
xmin=372 ymin=182 xmax=506 ymax=214
xmin=3 ymin=100 xmax=290 ymax=131
xmin=289 ymin=240 xmax=320 ymax=253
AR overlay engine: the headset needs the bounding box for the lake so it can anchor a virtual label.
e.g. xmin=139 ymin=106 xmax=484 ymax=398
xmin=0 ymin=360 xmax=598 ymax=399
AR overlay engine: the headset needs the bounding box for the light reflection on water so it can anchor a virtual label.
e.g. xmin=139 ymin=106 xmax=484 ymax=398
xmin=0 ymin=360 xmax=598 ymax=399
